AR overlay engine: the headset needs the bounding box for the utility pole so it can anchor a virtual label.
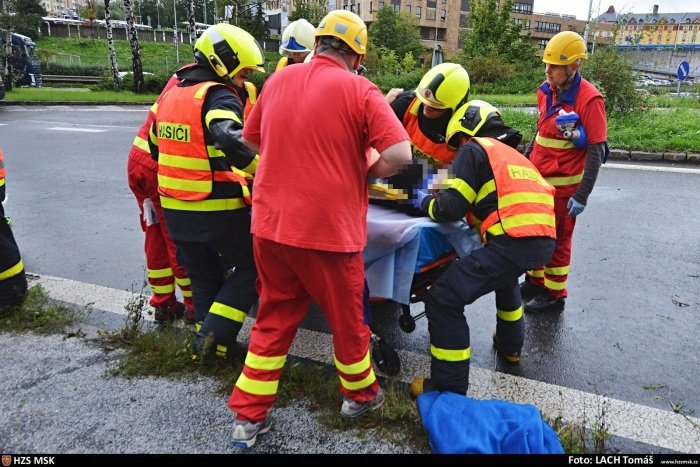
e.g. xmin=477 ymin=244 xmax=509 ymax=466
xmin=174 ymin=0 xmax=179 ymax=64
xmin=156 ymin=0 xmax=161 ymax=28
xmin=583 ymin=0 xmax=593 ymax=46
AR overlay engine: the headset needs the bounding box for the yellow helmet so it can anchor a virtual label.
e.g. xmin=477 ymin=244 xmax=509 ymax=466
xmin=446 ymin=100 xmax=501 ymax=150
xmin=542 ymin=31 xmax=588 ymax=65
xmin=194 ymin=23 xmax=265 ymax=78
xmin=415 ymin=63 xmax=470 ymax=112
xmin=315 ymin=10 xmax=367 ymax=55
xmin=280 ymin=19 xmax=316 ymax=54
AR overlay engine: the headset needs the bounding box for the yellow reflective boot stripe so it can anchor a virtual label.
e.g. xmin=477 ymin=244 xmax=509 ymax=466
xmin=216 ymin=344 xmax=228 ymax=358
xmin=502 ymin=213 xmax=556 ymax=230
xmin=148 ymin=267 xmax=173 ymax=279
xmin=159 ymin=197 xmax=246 ymax=211
xmin=158 ymin=176 xmax=211 ymax=192
xmin=205 ymin=109 xmax=242 ymax=129
xmin=0 ymin=260 xmax=24 ymax=281
xmin=544 ymin=278 xmax=567 ymax=291
xmin=245 ymin=351 xmax=287 ymax=371
xmin=209 ymin=302 xmax=247 ymax=323
xmin=175 ymin=277 xmax=191 ymax=287
xmin=132 ymin=135 xmax=151 ymax=152
xmin=475 ymin=180 xmax=496 ymax=204
xmin=151 ymin=284 xmax=175 ymax=294
xmin=528 ymin=269 xmax=545 ymax=278
xmin=430 ymin=344 xmax=471 ymax=362
xmin=545 ymin=265 xmax=570 ymax=276
xmin=236 ymin=372 xmax=279 ymax=396
xmin=334 ymin=352 xmax=371 ymax=375
xmin=545 ymin=173 xmax=584 ymax=186
xmin=159 ymin=153 xmax=211 ymax=171
xmin=194 ymin=322 xmax=202 ymax=332
xmin=536 ymin=133 xmax=575 ymax=149
xmin=242 ymin=155 xmax=259 ymax=175
xmin=497 ymin=306 xmax=523 ymax=322
xmin=499 ymin=192 xmax=554 ymax=209
xmin=339 ymin=369 xmax=377 ymax=390
xmin=448 ymin=178 xmax=476 ymax=204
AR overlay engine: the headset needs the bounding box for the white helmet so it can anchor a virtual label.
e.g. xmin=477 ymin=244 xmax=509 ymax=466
xmin=279 ymin=19 xmax=315 ymax=55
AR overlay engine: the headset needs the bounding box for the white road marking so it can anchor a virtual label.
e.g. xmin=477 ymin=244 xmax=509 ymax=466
xmin=31 ymin=273 xmax=700 ymax=453
xmin=47 ymin=127 xmax=107 ymax=133
xmin=606 ymin=163 xmax=700 ymax=175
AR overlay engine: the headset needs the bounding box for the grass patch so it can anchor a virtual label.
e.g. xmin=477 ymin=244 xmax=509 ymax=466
xmin=3 ymin=87 xmax=158 ymax=103
xmin=0 ymin=284 xmax=88 ymax=334
xmin=545 ymin=399 xmax=611 ymax=454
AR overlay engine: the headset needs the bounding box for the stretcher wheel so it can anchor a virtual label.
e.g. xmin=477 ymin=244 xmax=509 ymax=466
xmin=371 ymin=334 xmax=401 ymax=376
xmin=399 ymin=313 xmax=416 ymax=333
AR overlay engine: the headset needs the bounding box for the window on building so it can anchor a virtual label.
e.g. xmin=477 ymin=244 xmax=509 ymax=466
xmin=406 ymin=4 xmax=411 ymax=12
xmin=370 ymin=1 xmax=373 ymax=11
xmin=416 ymin=6 xmax=421 ymax=17
xmin=512 ymin=2 xmax=532 ymax=14
xmin=537 ymin=38 xmax=547 ymax=50
xmin=392 ymin=3 xmax=399 ymax=11
xmin=358 ymin=2 xmax=361 ymax=14
xmin=350 ymin=4 xmax=355 ymax=12
xmin=427 ymin=7 xmax=435 ymax=20
xmin=379 ymin=1 xmax=384 ymax=8
xmin=440 ymin=9 xmax=446 ymax=20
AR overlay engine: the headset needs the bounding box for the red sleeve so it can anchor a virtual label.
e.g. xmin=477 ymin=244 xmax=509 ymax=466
xmin=579 ymin=96 xmax=607 ymax=144
xmin=364 ymin=86 xmax=409 ymax=153
xmin=242 ymin=89 xmax=263 ymax=146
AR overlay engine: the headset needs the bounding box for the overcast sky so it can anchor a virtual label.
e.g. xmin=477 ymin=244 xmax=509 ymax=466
xmin=532 ymin=0 xmax=700 ymax=21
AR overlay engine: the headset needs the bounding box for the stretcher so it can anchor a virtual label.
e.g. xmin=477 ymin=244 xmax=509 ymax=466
xmin=363 ymin=204 xmax=481 ymax=375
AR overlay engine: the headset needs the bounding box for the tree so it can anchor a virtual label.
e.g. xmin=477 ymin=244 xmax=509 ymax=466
xmin=459 ymin=0 xmax=537 ymax=68
xmin=81 ymin=0 xmax=98 ymax=45
xmin=104 ymin=0 xmax=121 ymax=91
xmin=239 ymin=2 xmax=267 ymax=39
xmin=187 ymin=0 xmax=195 ymax=42
xmin=368 ymin=7 xmax=424 ymax=61
xmin=0 ymin=0 xmax=46 ymax=40
xmin=288 ymin=0 xmax=326 ymax=26
xmin=124 ymin=0 xmax=145 ymax=92
xmin=583 ymin=45 xmax=639 ymax=115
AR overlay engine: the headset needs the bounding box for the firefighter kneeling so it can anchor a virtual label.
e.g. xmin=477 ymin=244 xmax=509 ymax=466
xmin=409 ymin=100 xmax=556 ymax=397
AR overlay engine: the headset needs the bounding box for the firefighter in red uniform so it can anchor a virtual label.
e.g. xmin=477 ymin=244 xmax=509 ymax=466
xmin=150 ymin=24 xmax=264 ymax=360
xmin=520 ymin=31 xmax=609 ymax=314
xmin=0 ymin=148 xmax=28 ymax=312
xmin=409 ymin=100 xmax=556 ymax=397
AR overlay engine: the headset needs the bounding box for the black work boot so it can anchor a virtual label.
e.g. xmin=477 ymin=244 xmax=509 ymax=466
xmin=492 ymin=331 xmax=521 ymax=365
xmin=524 ymin=294 xmax=565 ymax=314
xmin=153 ymin=300 xmax=185 ymax=324
xmin=519 ymin=279 xmax=546 ymax=302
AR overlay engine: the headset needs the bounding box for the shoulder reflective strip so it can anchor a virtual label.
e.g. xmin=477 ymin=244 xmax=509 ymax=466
xmin=241 ymin=154 xmax=259 ymax=174
xmin=528 ymin=269 xmax=545 ymax=278
xmin=194 ymin=82 xmax=219 ymax=99
xmin=159 ymin=153 xmax=211 ymax=171
xmin=333 ymin=352 xmax=371 ymax=375
xmin=133 ymin=135 xmax=151 ymax=152
xmin=338 ymin=369 xmax=377 ymax=391
xmin=175 ymin=277 xmax=191 ymax=286
xmin=206 ymin=145 xmax=226 ymax=158
xmin=209 ymin=302 xmax=247 ymax=324
xmin=409 ymin=98 xmax=421 ymax=116
xmin=0 ymin=260 xmax=24 ymax=281
xmin=235 ymin=372 xmax=279 ymax=396
xmin=544 ymin=173 xmax=584 ymax=186
xmin=475 ymin=179 xmax=496 ymax=204
xmin=244 ymin=81 xmax=257 ymax=104
xmin=502 ymin=213 xmax=556 ymax=229
xmin=147 ymin=267 xmax=174 ymax=279
xmin=160 ymin=196 xmax=247 ymax=211
xmin=151 ymin=284 xmax=176 ymax=294
xmin=476 ymin=137 xmax=494 ymax=147
xmin=545 ymin=265 xmax=570 ymax=276
xmin=245 ymin=351 xmax=287 ymax=371
xmin=496 ymin=306 xmax=523 ymax=322
xmin=0 ymin=178 xmax=4 ymax=187
xmin=430 ymin=344 xmax=471 ymax=362
xmin=150 ymin=102 xmax=158 ymax=113
xmin=448 ymin=178 xmax=477 ymax=204
xmin=149 ymin=125 xmax=158 ymax=144
xmin=181 ymin=290 xmax=193 ymax=298
xmin=499 ymin=192 xmax=554 ymax=208
xmin=535 ymin=133 xmax=575 ymax=149
xmin=205 ymin=109 xmax=242 ymax=129
xmin=544 ymin=278 xmax=567 ymax=291
xmin=158 ymin=176 xmax=211 ymax=192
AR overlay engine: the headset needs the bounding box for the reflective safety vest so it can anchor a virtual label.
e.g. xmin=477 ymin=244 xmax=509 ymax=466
xmin=402 ymin=98 xmax=455 ymax=166
xmin=469 ymin=137 xmax=556 ymax=243
xmin=243 ymin=81 xmax=257 ymax=122
xmin=530 ymin=76 xmax=602 ymax=196
xmin=156 ymin=81 xmax=250 ymax=210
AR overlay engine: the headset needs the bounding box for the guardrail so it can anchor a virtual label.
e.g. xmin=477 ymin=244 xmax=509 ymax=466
xmin=42 ymin=74 xmax=101 ymax=83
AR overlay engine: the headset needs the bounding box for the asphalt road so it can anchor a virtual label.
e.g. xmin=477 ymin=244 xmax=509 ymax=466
xmin=1 ymin=105 xmax=699 ymax=453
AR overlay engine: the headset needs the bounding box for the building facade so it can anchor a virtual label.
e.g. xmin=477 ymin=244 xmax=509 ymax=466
xmin=40 ymin=0 xmax=88 ymax=19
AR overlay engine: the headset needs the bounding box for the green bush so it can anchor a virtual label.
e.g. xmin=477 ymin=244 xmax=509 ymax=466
xmin=471 ymin=69 xmax=542 ymax=95
xmin=370 ymin=68 xmax=425 ymax=93
xmin=583 ymin=46 xmax=640 ymax=115
xmin=41 ymin=62 xmax=108 ymax=76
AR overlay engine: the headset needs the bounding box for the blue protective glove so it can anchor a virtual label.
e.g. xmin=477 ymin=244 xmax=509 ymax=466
xmin=567 ymin=197 xmax=585 ymax=217
xmin=412 ymin=189 xmax=429 ymax=211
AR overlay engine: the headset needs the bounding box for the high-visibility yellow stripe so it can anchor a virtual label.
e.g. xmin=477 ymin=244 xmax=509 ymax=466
xmin=205 ymin=109 xmax=242 ymax=129
xmin=209 ymin=302 xmax=247 ymax=323
xmin=499 ymin=192 xmax=554 ymax=209
xmin=158 ymin=175 xmax=211 ymax=193
xmin=181 ymin=290 xmax=192 ymax=298
xmin=151 ymin=283 xmax=175 ymax=294
xmin=216 ymin=344 xmax=228 ymax=357
xmin=132 ymin=135 xmax=151 ymax=152
xmin=475 ymin=179 xmax=496 ymax=204
xmin=497 ymin=306 xmax=523 ymax=322
xmin=536 ymin=133 xmax=575 ymax=149
xmin=528 ymin=269 xmax=545 ymax=278
xmin=334 ymin=352 xmax=371 ymax=375
xmin=545 ymin=265 xmax=570 ymax=276
xmin=159 ymin=153 xmax=211 ymax=171
xmin=0 ymin=260 xmax=24 ymax=281
xmin=448 ymin=178 xmax=477 ymax=204
xmin=0 ymin=178 xmax=5 ymax=187
xmin=241 ymin=155 xmax=259 ymax=175
xmin=175 ymin=277 xmax=191 ymax=287
xmin=545 ymin=173 xmax=584 ymax=186
xmin=501 ymin=213 xmax=556 ymax=231
xmin=206 ymin=145 xmax=226 ymax=158
xmin=150 ymin=102 xmax=158 ymax=113
xmin=339 ymin=369 xmax=377 ymax=390
xmin=194 ymin=322 xmax=201 ymax=332
xmin=544 ymin=278 xmax=567 ymax=291
xmin=427 ymin=198 xmax=437 ymax=220
xmin=244 ymin=81 xmax=257 ymax=104
xmin=235 ymin=372 xmax=279 ymax=396
xmin=430 ymin=344 xmax=471 ymax=362
xmin=245 ymin=351 xmax=287 ymax=371
xmin=485 ymin=222 xmax=505 ymax=238
xmin=160 ymin=196 xmax=247 ymax=212
xmin=148 ymin=267 xmax=173 ymax=279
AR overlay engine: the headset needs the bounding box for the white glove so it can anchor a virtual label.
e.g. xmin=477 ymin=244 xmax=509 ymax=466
xmin=142 ymin=198 xmax=158 ymax=226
